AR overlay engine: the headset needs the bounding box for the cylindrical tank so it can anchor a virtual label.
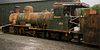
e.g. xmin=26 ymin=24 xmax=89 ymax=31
xmin=30 ymin=11 xmax=52 ymax=28
xmin=30 ymin=12 xmax=44 ymax=28
xmin=16 ymin=13 xmax=27 ymax=25
xmin=16 ymin=11 xmax=52 ymax=28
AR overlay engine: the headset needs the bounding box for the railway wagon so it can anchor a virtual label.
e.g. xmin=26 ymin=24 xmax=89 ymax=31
xmin=80 ymin=14 xmax=100 ymax=46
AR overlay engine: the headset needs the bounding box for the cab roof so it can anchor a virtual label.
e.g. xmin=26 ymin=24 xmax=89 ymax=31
xmin=54 ymin=2 xmax=89 ymax=8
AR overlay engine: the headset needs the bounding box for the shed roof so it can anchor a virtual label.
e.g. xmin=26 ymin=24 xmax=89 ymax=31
xmin=54 ymin=2 xmax=89 ymax=8
xmin=0 ymin=0 xmax=46 ymax=4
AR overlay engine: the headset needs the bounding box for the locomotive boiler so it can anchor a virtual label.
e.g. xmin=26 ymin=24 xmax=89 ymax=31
xmin=13 ymin=6 xmax=52 ymax=28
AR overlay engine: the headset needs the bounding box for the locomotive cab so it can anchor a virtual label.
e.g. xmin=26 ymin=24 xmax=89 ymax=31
xmin=48 ymin=2 xmax=89 ymax=31
xmin=53 ymin=2 xmax=89 ymax=17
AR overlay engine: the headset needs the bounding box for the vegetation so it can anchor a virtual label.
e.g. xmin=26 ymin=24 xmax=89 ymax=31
xmin=92 ymin=4 xmax=100 ymax=14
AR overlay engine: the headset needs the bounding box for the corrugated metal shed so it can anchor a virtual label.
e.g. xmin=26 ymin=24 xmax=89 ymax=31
xmin=0 ymin=0 xmax=75 ymax=4
xmin=0 ymin=0 xmax=46 ymax=4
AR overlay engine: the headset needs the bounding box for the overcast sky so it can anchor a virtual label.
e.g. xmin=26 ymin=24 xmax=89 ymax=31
xmin=81 ymin=0 xmax=100 ymax=6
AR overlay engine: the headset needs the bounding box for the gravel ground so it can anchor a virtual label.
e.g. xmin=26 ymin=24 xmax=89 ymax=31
xmin=0 ymin=32 xmax=99 ymax=50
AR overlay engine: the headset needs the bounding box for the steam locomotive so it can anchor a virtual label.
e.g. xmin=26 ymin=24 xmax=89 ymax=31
xmin=2 ymin=2 xmax=100 ymax=46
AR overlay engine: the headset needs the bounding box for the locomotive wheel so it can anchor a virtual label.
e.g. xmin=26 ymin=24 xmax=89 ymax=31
xmin=9 ymin=26 xmax=15 ymax=34
xmin=2 ymin=26 xmax=9 ymax=33
xmin=28 ymin=31 xmax=36 ymax=37
xmin=66 ymin=32 xmax=74 ymax=42
xmin=67 ymin=32 xmax=83 ymax=42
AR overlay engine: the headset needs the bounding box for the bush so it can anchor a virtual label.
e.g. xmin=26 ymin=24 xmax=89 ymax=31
xmin=92 ymin=4 xmax=100 ymax=14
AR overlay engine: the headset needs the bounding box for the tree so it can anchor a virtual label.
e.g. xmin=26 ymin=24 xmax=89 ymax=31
xmin=92 ymin=4 xmax=100 ymax=14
